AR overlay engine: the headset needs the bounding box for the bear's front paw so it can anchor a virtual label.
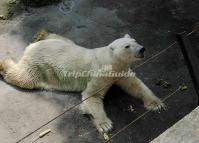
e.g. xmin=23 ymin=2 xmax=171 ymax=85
xmin=144 ymin=97 xmax=166 ymax=111
xmin=93 ymin=117 xmax=113 ymax=133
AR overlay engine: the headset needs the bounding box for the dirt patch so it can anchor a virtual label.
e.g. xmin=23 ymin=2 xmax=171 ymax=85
xmin=0 ymin=0 xmax=18 ymax=20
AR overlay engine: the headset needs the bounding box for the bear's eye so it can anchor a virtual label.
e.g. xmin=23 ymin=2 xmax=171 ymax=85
xmin=125 ymin=45 xmax=130 ymax=49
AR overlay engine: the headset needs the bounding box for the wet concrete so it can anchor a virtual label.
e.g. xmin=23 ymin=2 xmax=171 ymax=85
xmin=0 ymin=0 xmax=198 ymax=143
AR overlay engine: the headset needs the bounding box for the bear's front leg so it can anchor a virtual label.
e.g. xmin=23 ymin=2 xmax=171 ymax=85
xmin=116 ymin=76 xmax=165 ymax=111
xmin=80 ymin=79 xmax=113 ymax=133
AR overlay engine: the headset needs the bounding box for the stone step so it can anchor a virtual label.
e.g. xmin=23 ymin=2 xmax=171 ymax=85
xmin=151 ymin=106 xmax=199 ymax=143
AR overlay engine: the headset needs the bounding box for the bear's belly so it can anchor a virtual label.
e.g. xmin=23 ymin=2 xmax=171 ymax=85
xmin=37 ymin=65 xmax=91 ymax=92
xmin=39 ymin=75 xmax=91 ymax=92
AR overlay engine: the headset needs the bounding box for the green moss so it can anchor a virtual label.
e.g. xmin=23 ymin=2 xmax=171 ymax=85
xmin=21 ymin=0 xmax=62 ymax=7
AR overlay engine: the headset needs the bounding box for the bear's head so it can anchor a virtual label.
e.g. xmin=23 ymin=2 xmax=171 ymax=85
xmin=108 ymin=34 xmax=145 ymax=65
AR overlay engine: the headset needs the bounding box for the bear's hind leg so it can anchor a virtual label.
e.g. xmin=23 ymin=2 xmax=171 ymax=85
xmin=0 ymin=58 xmax=15 ymax=76
xmin=2 ymin=60 xmax=38 ymax=89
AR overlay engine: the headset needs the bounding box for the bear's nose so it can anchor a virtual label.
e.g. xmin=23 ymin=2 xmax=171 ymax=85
xmin=139 ymin=47 xmax=145 ymax=54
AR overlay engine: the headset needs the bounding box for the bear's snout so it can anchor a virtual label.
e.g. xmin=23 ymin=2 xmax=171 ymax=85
xmin=139 ymin=47 xmax=145 ymax=54
xmin=135 ymin=47 xmax=145 ymax=59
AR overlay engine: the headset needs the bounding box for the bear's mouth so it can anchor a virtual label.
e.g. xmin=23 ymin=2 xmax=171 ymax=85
xmin=135 ymin=53 xmax=145 ymax=59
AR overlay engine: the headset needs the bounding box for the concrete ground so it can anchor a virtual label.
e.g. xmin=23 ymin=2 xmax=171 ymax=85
xmin=0 ymin=0 xmax=198 ymax=143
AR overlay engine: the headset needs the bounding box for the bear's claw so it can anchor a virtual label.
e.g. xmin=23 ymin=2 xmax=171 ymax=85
xmin=93 ymin=117 xmax=113 ymax=133
xmin=144 ymin=98 xmax=166 ymax=111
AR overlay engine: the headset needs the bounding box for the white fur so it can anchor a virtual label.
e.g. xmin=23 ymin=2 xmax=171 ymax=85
xmin=0 ymin=33 xmax=165 ymax=133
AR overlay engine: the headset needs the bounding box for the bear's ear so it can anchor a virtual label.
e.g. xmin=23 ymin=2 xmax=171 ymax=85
xmin=108 ymin=43 xmax=114 ymax=51
xmin=124 ymin=34 xmax=131 ymax=38
xmin=110 ymin=46 xmax=114 ymax=51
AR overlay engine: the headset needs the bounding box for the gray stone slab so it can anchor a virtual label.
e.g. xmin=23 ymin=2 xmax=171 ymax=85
xmin=0 ymin=80 xmax=81 ymax=142
xmin=151 ymin=107 xmax=199 ymax=143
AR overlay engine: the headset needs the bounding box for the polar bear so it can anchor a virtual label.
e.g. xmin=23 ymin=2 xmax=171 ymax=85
xmin=0 ymin=33 xmax=165 ymax=133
